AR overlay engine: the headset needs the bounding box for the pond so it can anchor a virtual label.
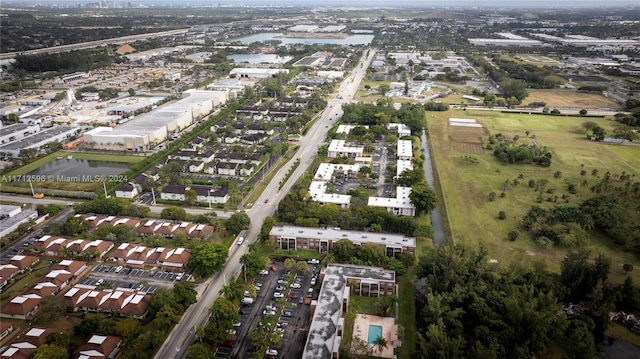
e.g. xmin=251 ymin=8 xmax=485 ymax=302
xmin=232 ymin=33 xmax=375 ymax=45
xmin=27 ymin=158 xmax=130 ymax=182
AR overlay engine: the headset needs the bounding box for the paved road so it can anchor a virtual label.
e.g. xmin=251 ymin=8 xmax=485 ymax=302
xmin=154 ymin=49 xmax=376 ymax=359
xmin=0 ymin=29 xmax=189 ymax=60
xmin=0 ymin=193 xmax=230 ymax=218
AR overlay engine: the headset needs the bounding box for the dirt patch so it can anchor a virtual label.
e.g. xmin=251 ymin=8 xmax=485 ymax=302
xmin=451 ymin=142 xmax=484 ymax=154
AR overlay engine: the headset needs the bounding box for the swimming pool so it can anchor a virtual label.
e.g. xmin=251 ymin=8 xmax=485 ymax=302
xmin=367 ymin=324 xmax=383 ymax=344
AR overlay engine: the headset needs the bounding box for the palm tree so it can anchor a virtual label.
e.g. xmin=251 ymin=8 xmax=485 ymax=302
xmin=195 ymin=326 xmax=205 ymax=343
xmin=219 ymin=284 xmax=234 ymax=300
xmin=373 ymin=335 xmax=388 ymax=353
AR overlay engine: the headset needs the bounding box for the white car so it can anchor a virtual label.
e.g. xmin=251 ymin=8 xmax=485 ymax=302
xmin=260 ymin=269 xmax=269 ymax=276
xmin=226 ymin=329 xmax=236 ymax=335
xmin=291 ymin=283 xmax=301 ymax=289
xmin=263 ymin=309 xmax=276 ymax=316
xmin=233 ymin=321 xmax=242 ymax=327
xmin=273 ymin=292 xmax=284 ymax=298
xmin=266 ymin=349 xmax=278 ymax=356
xmin=308 ymin=259 xmax=320 ymax=265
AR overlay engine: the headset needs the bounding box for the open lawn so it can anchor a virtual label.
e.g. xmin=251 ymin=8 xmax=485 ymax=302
xmin=429 ymin=109 xmax=640 ymax=282
xmin=502 ymin=54 xmax=561 ymax=67
xmin=524 ymin=90 xmax=620 ymax=109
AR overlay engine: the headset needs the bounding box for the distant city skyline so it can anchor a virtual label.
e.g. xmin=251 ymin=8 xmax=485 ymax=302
xmin=6 ymin=0 xmax=639 ymax=8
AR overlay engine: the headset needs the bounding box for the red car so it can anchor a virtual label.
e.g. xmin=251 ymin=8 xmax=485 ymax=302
xmin=264 ymin=199 xmax=269 ymax=203
xmin=269 ymin=265 xmax=277 ymax=272
xmin=288 ymin=294 xmax=299 ymax=300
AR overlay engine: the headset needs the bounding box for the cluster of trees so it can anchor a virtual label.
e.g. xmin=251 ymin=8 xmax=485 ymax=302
xmin=76 ymin=86 xmax=120 ymax=100
xmin=189 ymin=242 xmax=229 ymax=276
xmin=488 ymin=133 xmax=552 ymax=166
xmin=423 ymin=101 xmax=450 ymax=111
xmin=613 ymin=112 xmax=640 ymax=128
xmin=520 ymin=169 xmax=640 ymax=248
xmin=330 ymin=238 xmax=416 ymax=275
xmin=341 ymin=101 xmax=426 ymax=134
xmin=13 ymin=49 xmax=114 ymax=74
xmin=73 ymin=197 xmax=150 ymax=217
xmin=414 ymin=244 xmax=640 ymax=359
xmin=276 ymin=186 xmax=433 ymax=239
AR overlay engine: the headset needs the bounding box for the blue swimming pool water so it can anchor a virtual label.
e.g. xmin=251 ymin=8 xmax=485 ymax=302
xmin=367 ymin=325 xmax=383 ymax=344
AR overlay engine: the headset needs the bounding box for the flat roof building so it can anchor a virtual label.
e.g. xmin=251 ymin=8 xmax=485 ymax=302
xmin=397 ymin=140 xmax=413 ymax=160
xmin=368 ymin=186 xmax=416 ymax=217
xmin=302 ymin=264 xmax=396 ymax=359
xmin=0 ymin=126 xmax=77 ymax=157
xmin=328 ymin=139 xmax=364 ymax=158
xmin=269 ymin=225 xmax=415 ymax=256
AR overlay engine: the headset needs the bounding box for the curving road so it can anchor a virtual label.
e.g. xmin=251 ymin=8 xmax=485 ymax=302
xmin=153 ymin=48 xmax=376 ymax=359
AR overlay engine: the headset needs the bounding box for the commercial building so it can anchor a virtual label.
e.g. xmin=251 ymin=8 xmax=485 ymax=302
xmin=0 ymin=205 xmax=38 ymax=238
xmin=83 ymin=90 xmax=228 ymax=152
xmin=302 ymin=264 xmax=396 ymax=359
xmin=269 ymin=225 xmax=415 ymax=255
xmin=0 ymin=126 xmax=78 ymax=157
xmin=229 ymin=68 xmax=289 ymax=79
xmin=0 ymin=123 xmax=40 ymax=144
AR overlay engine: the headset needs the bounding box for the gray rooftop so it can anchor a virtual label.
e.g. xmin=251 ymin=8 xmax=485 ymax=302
xmin=303 ymin=264 xmax=395 ymax=359
xmin=270 ymin=225 xmax=416 ymax=248
xmin=0 ymin=123 xmax=32 ymax=137
xmin=0 ymin=126 xmax=76 ymax=150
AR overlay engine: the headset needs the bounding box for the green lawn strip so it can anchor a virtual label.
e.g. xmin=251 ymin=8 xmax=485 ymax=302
xmin=397 ymin=271 xmax=417 ymax=359
xmin=0 ymin=265 xmax=49 ymax=307
xmin=606 ymin=322 xmax=640 ymax=348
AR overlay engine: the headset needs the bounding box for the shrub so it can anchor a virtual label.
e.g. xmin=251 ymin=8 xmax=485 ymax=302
xmin=508 ymin=230 xmax=520 ymax=241
xmin=498 ymin=211 xmax=506 ymax=220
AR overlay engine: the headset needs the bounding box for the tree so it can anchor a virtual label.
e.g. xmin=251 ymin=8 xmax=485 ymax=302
xmin=185 ymin=343 xmax=212 ymax=359
xmin=591 ymin=126 xmax=606 ymax=141
xmin=623 ymin=263 xmax=634 ymax=274
xmin=409 ymin=183 xmax=437 ymax=215
xmin=296 ymin=261 xmax=308 ymax=274
xmin=284 ymin=258 xmax=295 ymax=271
xmin=508 ymin=230 xmax=520 ymax=241
xmin=184 ymin=189 xmax=197 ymax=205
xmin=398 ymin=168 xmax=424 ymax=187
xmin=189 ymin=242 xmax=229 ymax=276
xmin=45 ymin=333 xmax=71 ymax=353
xmin=115 ymin=317 xmax=141 ymax=342
xmin=554 ymin=171 xmax=563 ymax=181
xmin=62 ymin=216 xmax=88 ymax=236
xmin=581 ymin=121 xmax=598 ymax=133
xmin=379 ymin=83 xmax=390 ymax=95
xmin=373 ymin=335 xmax=388 ymax=353
xmin=498 ymin=210 xmax=507 ymax=220
xmin=240 ymin=252 xmax=269 ymax=278
xmin=160 ymin=206 xmax=187 ymax=221
xmin=579 ymin=109 xmax=588 ymax=115
xmin=331 ymin=238 xmax=358 ymax=262
xmin=205 ymin=297 xmax=240 ymax=345
xmin=499 ymin=78 xmax=529 ymax=103
xmin=225 ymin=212 xmax=250 ymax=234
xmin=159 ymin=161 xmax=183 ymax=185
xmin=128 ymin=88 xmax=136 ymax=96
xmin=32 ymin=344 xmax=68 ymax=359
xmin=219 ymin=277 xmax=243 ymax=301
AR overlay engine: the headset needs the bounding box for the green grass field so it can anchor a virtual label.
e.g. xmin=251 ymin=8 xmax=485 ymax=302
xmin=429 ymin=109 xmax=640 ymax=281
xmin=525 ymin=89 xmax=620 ymax=109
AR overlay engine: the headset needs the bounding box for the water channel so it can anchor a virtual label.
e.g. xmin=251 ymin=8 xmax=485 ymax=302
xmin=421 ymin=130 xmax=446 ymax=245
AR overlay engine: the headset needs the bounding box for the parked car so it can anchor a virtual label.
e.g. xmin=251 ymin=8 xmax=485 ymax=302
xmin=288 ymin=294 xmax=299 ymax=300
xmin=291 ymin=283 xmax=301 ymax=289
xmin=260 ymin=269 xmax=269 ymax=276
xmin=269 ymin=265 xmax=277 ymax=272
xmin=266 ymin=349 xmax=278 ymax=356
xmin=273 ymin=292 xmax=284 ymax=299
xmin=307 ymin=259 xmax=320 ymax=265
xmin=282 ymin=310 xmax=293 ymax=317
xmin=233 ymin=321 xmax=242 ymax=327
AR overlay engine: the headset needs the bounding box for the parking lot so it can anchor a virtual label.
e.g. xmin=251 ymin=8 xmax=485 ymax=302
xmin=214 ymin=261 xmax=319 ymax=359
xmin=78 ymin=264 xmax=190 ymax=293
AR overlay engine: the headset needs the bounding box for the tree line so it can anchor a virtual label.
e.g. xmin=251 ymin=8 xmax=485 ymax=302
xmin=414 ymin=244 xmax=640 ymax=359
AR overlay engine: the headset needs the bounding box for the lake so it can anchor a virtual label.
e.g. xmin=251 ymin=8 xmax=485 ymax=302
xmin=232 ymin=33 xmax=375 ymax=45
xmin=28 ymin=158 xmax=130 ymax=181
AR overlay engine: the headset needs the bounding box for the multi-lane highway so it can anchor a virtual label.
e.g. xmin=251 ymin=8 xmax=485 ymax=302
xmin=154 ymin=48 xmax=376 ymax=359
xmin=0 ymin=29 xmax=189 ymax=60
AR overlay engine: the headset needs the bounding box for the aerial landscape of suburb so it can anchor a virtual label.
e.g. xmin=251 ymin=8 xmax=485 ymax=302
xmin=0 ymin=0 xmax=639 ymax=358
